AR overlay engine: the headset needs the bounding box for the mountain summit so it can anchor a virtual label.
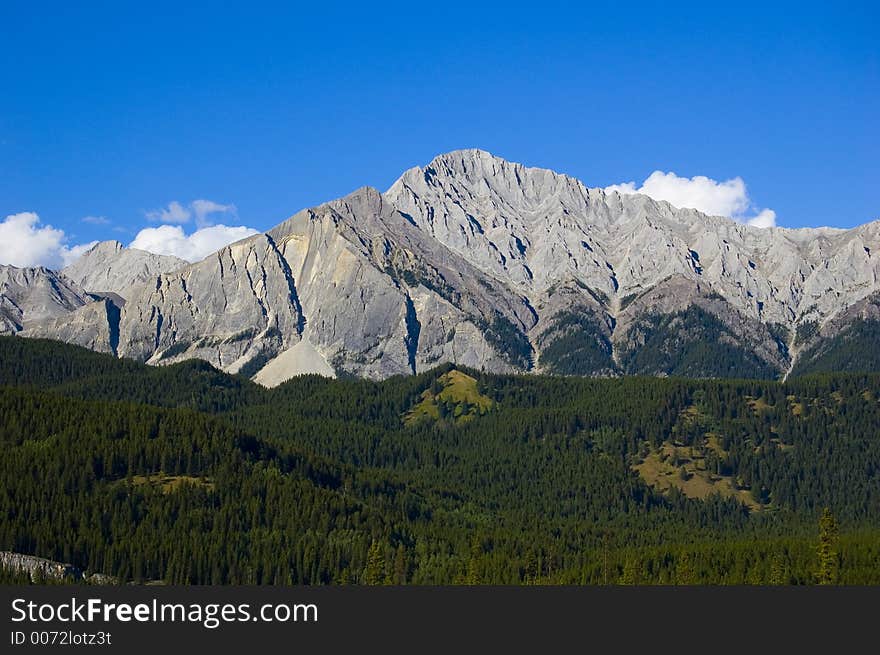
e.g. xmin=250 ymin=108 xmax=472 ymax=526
xmin=3 ymin=150 xmax=879 ymax=384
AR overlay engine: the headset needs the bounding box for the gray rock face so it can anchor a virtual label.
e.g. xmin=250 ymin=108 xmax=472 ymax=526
xmin=4 ymin=149 xmax=880 ymax=381
xmin=0 ymin=263 xmax=118 ymax=354
xmin=23 ymin=297 xmax=120 ymax=354
xmin=0 ymin=551 xmax=81 ymax=582
xmin=0 ymin=265 xmax=88 ymax=333
xmin=0 ymin=551 xmax=117 ymax=584
xmin=266 ymin=186 xmax=536 ymax=379
xmin=63 ymin=240 xmax=187 ymax=299
xmin=118 ymin=233 xmax=305 ymax=376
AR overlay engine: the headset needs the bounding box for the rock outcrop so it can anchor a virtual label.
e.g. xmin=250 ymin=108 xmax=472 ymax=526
xmin=0 ymin=551 xmax=82 ymax=582
xmin=118 ymin=233 xmax=305 ymax=376
xmin=0 ymin=265 xmax=89 ymax=334
xmin=62 ymin=240 xmax=187 ymax=299
xmin=0 ymin=551 xmax=118 ymax=584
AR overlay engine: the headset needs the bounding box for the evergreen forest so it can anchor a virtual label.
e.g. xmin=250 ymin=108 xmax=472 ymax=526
xmin=1 ymin=336 xmax=878 ymax=585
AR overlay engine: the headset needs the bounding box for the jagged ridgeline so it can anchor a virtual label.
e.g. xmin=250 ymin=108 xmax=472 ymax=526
xmin=3 ymin=150 xmax=880 ymax=384
xmin=2 ymin=336 xmax=880 ymax=585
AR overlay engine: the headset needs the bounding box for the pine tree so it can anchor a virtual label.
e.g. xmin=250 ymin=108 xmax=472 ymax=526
xmin=675 ymin=552 xmax=694 ymax=586
xmin=523 ymin=551 xmax=538 ymax=585
xmin=816 ymin=507 xmax=839 ymax=585
xmin=746 ymin=563 xmax=764 ymax=585
xmin=392 ymin=545 xmax=407 ymax=585
xmin=363 ymin=540 xmax=385 ymax=586
xmin=619 ymin=557 xmax=639 ymax=585
xmin=769 ymin=554 xmax=787 ymax=585
xmin=465 ymin=538 xmax=482 ymax=585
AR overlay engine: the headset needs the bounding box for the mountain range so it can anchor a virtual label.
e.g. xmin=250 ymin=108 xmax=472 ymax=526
xmin=2 ymin=149 xmax=879 ymax=384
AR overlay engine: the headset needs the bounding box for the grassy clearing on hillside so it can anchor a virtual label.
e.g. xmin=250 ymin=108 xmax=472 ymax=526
xmin=129 ymin=474 xmax=215 ymax=494
xmin=746 ymin=396 xmax=775 ymax=415
xmin=633 ymin=443 xmax=762 ymax=511
xmin=404 ymin=370 xmax=493 ymax=425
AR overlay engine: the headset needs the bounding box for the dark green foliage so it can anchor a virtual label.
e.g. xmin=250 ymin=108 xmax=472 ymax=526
xmin=817 ymin=508 xmax=839 ymax=585
xmin=767 ymin=322 xmax=791 ymax=360
xmin=619 ymin=307 xmax=780 ymax=379
xmin=0 ymin=569 xmax=35 ymax=584
xmin=791 ymin=320 xmax=880 ymax=377
xmin=1 ymin=336 xmax=880 ymax=585
xmin=388 ymin=263 xmax=458 ymax=307
xmin=236 ymin=351 xmax=275 ymax=380
xmin=0 ymin=337 xmax=263 ymax=412
xmin=537 ymin=311 xmax=616 ymax=375
xmin=619 ymin=293 xmax=639 ymax=311
xmin=156 ymin=339 xmax=193 ymax=360
xmin=795 ymin=320 xmax=819 ymax=347
xmin=476 ymin=314 xmax=533 ymax=369
xmin=572 ymin=279 xmax=609 ymax=306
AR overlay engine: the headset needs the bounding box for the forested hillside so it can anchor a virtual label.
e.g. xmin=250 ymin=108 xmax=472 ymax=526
xmin=1 ymin=337 xmax=879 ymax=585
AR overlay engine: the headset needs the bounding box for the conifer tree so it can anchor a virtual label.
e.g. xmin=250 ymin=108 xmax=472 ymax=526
xmin=392 ymin=545 xmax=408 ymax=585
xmin=363 ymin=540 xmax=385 ymax=586
xmin=619 ymin=557 xmax=639 ymax=585
xmin=817 ymin=507 xmax=839 ymax=585
xmin=465 ymin=538 xmax=482 ymax=585
xmin=675 ymin=552 xmax=694 ymax=586
xmin=769 ymin=554 xmax=787 ymax=585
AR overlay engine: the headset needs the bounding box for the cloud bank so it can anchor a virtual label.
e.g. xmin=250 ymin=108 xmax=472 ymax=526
xmin=134 ymin=198 xmax=254 ymax=261
xmin=191 ymin=199 xmax=236 ymax=226
xmin=147 ymin=199 xmax=237 ymax=227
xmin=606 ymin=171 xmax=777 ymax=227
xmin=130 ymin=224 xmax=260 ymax=262
xmin=0 ymin=212 xmax=96 ymax=269
xmin=146 ymin=201 xmax=192 ymax=224
xmin=1 ymin=197 xmax=257 ymax=269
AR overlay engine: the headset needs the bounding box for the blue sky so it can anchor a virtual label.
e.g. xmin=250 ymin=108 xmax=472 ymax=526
xmin=1 ymin=1 xmax=877 ymax=266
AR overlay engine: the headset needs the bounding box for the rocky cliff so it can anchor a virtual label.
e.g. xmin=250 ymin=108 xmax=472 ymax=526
xmin=0 ymin=551 xmax=117 ymax=584
xmin=0 ymin=265 xmax=89 ymax=333
xmin=62 ymin=240 xmax=187 ymax=299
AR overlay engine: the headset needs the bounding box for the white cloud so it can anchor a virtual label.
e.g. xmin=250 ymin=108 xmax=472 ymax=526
xmin=0 ymin=212 xmax=96 ymax=269
xmin=129 ymin=224 xmax=260 ymax=262
xmin=191 ymin=199 xmax=236 ymax=227
xmin=747 ymin=209 xmax=777 ymax=229
xmin=606 ymin=171 xmax=776 ymax=227
xmin=0 ymin=200 xmax=252 ymax=270
xmin=146 ymin=200 xmax=192 ymax=224
xmin=146 ymin=199 xmax=237 ymax=227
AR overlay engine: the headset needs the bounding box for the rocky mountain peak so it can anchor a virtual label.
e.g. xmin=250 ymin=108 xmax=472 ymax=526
xmin=62 ymin=240 xmax=187 ymax=299
xmin=85 ymin=240 xmax=125 ymax=255
xmin=3 ymin=150 xmax=879 ymax=383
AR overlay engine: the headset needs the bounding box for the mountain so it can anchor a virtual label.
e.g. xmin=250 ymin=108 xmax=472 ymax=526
xmin=115 ymin=187 xmax=535 ymax=380
xmin=0 ymin=265 xmax=88 ymax=333
xmin=0 ymin=238 xmax=185 ymax=355
xmin=387 ymin=150 xmax=880 ymax=378
xmin=3 ymin=149 xmax=879 ymax=383
xmin=62 ymin=240 xmax=187 ymax=299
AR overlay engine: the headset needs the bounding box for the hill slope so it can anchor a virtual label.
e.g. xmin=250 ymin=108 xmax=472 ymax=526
xmin=2 ymin=336 xmax=880 ymax=584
